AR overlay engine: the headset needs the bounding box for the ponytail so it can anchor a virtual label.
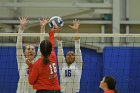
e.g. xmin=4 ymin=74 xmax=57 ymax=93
xmin=43 ymin=56 xmax=50 ymax=64
xmin=40 ymin=40 xmax=52 ymax=64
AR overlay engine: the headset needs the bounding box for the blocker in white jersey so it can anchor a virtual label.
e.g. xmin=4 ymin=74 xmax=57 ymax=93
xmin=16 ymin=17 xmax=49 ymax=93
xmin=57 ymin=19 xmax=83 ymax=93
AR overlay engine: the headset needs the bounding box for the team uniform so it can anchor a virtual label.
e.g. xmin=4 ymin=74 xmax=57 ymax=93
xmin=16 ymin=29 xmax=44 ymax=93
xmin=57 ymin=39 xmax=83 ymax=93
xmin=28 ymin=31 xmax=60 ymax=91
xmin=104 ymin=90 xmax=115 ymax=93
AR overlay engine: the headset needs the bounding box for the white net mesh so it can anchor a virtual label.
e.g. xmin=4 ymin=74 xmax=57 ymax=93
xmin=0 ymin=33 xmax=140 ymax=93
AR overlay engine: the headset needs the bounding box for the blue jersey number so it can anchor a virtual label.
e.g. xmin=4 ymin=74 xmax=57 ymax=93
xmin=65 ymin=70 xmax=71 ymax=77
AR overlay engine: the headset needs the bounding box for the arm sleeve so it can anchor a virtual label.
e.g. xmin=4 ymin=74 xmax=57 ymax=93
xmin=16 ymin=29 xmax=25 ymax=71
xmin=49 ymin=30 xmax=55 ymax=51
xmin=75 ymin=39 xmax=83 ymax=71
xmin=57 ymin=37 xmax=66 ymax=92
xmin=74 ymin=68 xmax=81 ymax=93
xmin=28 ymin=64 xmax=38 ymax=85
xmin=60 ymin=69 xmax=66 ymax=92
xmin=57 ymin=40 xmax=65 ymax=71
xmin=35 ymin=33 xmax=45 ymax=61
xmin=49 ymin=30 xmax=57 ymax=64
xmin=16 ymin=60 xmax=26 ymax=93
xmin=74 ymin=39 xmax=83 ymax=92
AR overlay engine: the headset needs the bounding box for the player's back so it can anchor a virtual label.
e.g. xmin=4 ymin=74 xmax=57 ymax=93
xmin=30 ymin=58 xmax=60 ymax=90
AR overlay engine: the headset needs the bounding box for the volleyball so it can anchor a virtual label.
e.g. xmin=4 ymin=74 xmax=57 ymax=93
xmin=49 ymin=16 xmax=64 ymax=28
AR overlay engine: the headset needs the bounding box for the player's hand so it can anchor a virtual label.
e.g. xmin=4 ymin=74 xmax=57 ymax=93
xmin=19 ymin=16 xmax=29 ymax=32
xmin=25 ymin=58 xmax=32 ymax=67
xmin=40 ymin=17 xmax=49 ymax=33
xmin=69 ymin=19 xmax=80 ymax=33
xmin=19 ymin=16 xmax=28 ymax=26
xmin=39 ymin=17 xmax=49 ymax=33
xmin=52 ymin=22 xmax=61 ymax=33
xmin=40 ymin=16 xmax=49 ymax=27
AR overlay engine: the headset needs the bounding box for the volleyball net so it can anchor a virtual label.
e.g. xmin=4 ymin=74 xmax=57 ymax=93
xmin=0 ymin=33 xmax=140 ymax=93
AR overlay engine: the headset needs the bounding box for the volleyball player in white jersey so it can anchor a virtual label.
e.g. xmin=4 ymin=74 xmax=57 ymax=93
xmin=16 ymin=16 xmax=49 ymax=93
xmin=57 ymin=19 xmax=83 ymax=93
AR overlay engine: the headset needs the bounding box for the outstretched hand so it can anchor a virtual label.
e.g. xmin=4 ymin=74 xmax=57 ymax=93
xmin=19 ymin=16 xmax=29 ymax=26
xmin=39 ymin=17 xmax=49 ymax=33
xmin=19 ymin=16 xmax=29 ymax=31
xmin=25 ymin=58 xmax=32 ymax=67
xmin=69 ymin=19 xmax=80 ymax=33
xmin=39 ymin=17 xmax=49 ymax=27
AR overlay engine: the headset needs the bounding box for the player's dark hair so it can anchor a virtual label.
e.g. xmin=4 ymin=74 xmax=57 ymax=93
xmin=40 ymin=40 xmax=52 ymax=64
xmin=104 ymin=76 xmax=118 ymax=93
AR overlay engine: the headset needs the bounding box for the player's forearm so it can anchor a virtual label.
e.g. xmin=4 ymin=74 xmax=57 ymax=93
xmin=40 ymin=35 xmax=45 ymax=44
xmin=16 ymin=56 xmax=23 ymax=71
xmin=49 ymin=29 xmax=55 ymax=49
xmin=74 ymin=30 xmax=80 ymax=40
xmin=57 ymin=40 xmax=62 ymax=48
xmin=16 ymin=34 xmax=23 ymax=69
xmin=16 ymin=26 xmax=24 ymax=70
xmin=40 ymin=25 xmax=45 ymax=33
xmin=75 ymin=39 xmax=80 ymax=48
xmin=75 ymin=39 xmax=81 ymax=55
xmin=16 ymin=26 xmax=24 ymax=47
xmin=19 ymin=24 xmax=25 ymax=32
xmin=75 ymin=39 xmax=83 ymax=70
xmin=57 ymin=40 xmax=65 ymax=67
xmin=16 ymin=37 xmax=22 ymax=49
xmin=57 ymin=40 xmax=64 ymax=56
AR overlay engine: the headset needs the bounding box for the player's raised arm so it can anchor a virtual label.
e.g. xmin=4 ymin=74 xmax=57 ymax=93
xmin=35 ymin=17 xmax=49 ymax=60
xmin=56 ymin=27 xmax=65 ymax=72
xmin=16 ymin=16 xmax=29 ymax=71
xmin=69 ymin=19 xmax=83 ymax=70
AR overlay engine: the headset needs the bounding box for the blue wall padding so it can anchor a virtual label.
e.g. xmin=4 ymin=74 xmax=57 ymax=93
xmin=0 ymin=46 xmax=140 ymax=93
xmin=103 ymin=47 xmax=140 ymax=93
xmin=128 ymin=48 xmax=140 ymax=93
xmin=0 ymin=47 xmax=19 ymax=93
xmin=79 ymin=48 xmax=103 ymax=93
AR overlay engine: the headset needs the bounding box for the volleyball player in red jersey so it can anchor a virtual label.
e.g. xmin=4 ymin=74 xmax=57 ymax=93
xmin=99 ymin=76 xmax=118 ymax=93
xmin=26 ymin=28 xmax=60 ymax=93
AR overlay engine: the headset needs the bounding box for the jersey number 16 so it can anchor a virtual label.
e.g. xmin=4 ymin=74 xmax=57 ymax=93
xmin=65 ymin=70 xmax=71 ymax=77
xmin=49 ymin=63 xmax=57 ymax=74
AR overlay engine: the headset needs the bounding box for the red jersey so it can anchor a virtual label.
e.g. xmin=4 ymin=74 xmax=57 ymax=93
xmin=104 ymin=90 xmax=115 ymax=93
xmin=28 ymin=30 xmax=60 ymax=90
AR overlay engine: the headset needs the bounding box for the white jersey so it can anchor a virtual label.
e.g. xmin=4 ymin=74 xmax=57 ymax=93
xmin=16 ymin=30 xmax=43 ymax=93
xmin=57 ymin=39 xmax=83 ymax=93
xmin=16 ymin=58 xmax=36 ymax=93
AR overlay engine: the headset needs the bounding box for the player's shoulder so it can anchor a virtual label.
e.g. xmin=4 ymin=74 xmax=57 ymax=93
xmin=34 ymin=58 xmax=42 ymax=65
xmin=72 ymin=62 xmax=76 ymax=66
xmin=71 ymin=62 xmax=79 ymax=68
